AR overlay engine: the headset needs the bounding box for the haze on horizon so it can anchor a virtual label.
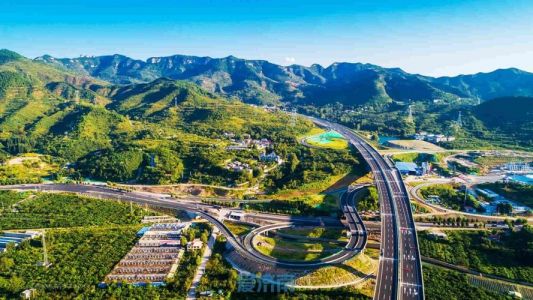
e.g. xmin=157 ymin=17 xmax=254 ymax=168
xmin=2 ymin=0 xmax=533 ymax=77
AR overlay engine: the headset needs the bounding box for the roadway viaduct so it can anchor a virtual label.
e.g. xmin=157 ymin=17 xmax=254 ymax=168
xmin=1 ymin=183 xmax=366 ymax=269
xmin=306 ymin=116 xmax=424 ymax=300
xmin=241 ymin=188 xmax=367 ymax=268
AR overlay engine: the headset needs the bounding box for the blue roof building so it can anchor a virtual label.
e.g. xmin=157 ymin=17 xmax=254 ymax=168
xmin=0 ymin=231 xmax=40 ymax=252
xmin=396 ymin=162 xmax=420 ymax=175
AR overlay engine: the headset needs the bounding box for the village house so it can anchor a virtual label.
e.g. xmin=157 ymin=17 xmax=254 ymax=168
xmin=186 ymin=239 xmax=203 ymax=251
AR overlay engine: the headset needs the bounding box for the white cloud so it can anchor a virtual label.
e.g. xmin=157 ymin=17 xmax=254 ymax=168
xmin=284 ymin=56 xmax=296 ymax=64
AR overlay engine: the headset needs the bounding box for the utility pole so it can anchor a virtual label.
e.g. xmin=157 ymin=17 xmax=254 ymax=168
xmin=290 ymin=108 xmax=297 ymax=127
xmin=43 ymin=230 xmax=48 ymax=266
xmin=456 ymin=111 xmax=463 ymax=128
xmin=38 ymin=230 xmax=51 ymax=268
xmin=407 ymin=105 xmax=414 ymax=123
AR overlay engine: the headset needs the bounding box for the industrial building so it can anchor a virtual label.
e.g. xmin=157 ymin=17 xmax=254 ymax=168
xmin=395 ymin=161 xmax=431 ymax=176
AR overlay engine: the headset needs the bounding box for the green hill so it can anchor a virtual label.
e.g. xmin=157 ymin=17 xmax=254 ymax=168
xmin=0 ymin=51 xmax=319 ymax=186
xmin=0 ymin=49 xmax=24 ymax=64
xmin=473 ymin=97 xmax=533 ymax=147
xmin=0 ymin=51 xmax=112 ymax=159
xmin=1 ymin=49 xmax=530 ymax=187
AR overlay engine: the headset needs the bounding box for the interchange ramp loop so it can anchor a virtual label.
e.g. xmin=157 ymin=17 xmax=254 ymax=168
xmin=1 ymin=183 xmax=367 ymax=269
xmin=241 ymin=189 xmax=368 ymax=268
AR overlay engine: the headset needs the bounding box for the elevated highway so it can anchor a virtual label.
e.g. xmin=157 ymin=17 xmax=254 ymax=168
xmin=241 ymin=188 xmax=367 ymax=268
xmin=1 ymin=183 xmax=366 ymax=269
xmin=306 ymin=116 xmax=424 ymax=300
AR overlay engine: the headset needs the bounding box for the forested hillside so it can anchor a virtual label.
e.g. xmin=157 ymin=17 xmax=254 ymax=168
xmin=37 ymin=51 xmax=533 ymax=106
xmin=473 ymin=97 xmax=533 ymax=148
xmin=2 ymin=50 xmax=352 ymax=189
xmin=30 ymin=50 xmax=533 ymax=148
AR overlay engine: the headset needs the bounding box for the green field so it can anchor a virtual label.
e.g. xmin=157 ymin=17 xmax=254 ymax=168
xmin=276 ymin=227 xmax=347 ymax=241
xmin=223 ymin=220 xmax=255 ymax=236
xmin=0 ymin=226 xmax=141 ymax=298
xmin=391 ymin=152 xmax=442 ymax=163
xmin=0 ymin=190 xmax=29 ymax=211
xmin=424 ymin=264 xmax=508 ymax=300
xmin=255 ymin=235 xmax=341 ymax=261
xmin=0 ymin=154 xmax=62 ymax=185
xmin=295 ymin=249 xmax=377 ymax=288
xmin=244 ymin=193 xmax=340 ymax=216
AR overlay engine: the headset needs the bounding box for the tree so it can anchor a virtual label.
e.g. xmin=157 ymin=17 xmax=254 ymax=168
xmin=200 ymin=232 xmax=209 ymax=244
xmin=357 ymin=186 xmax=379 ymax=211
xmin=252 ymin=167 xmax=263 ymax=178
xmin=0 ymin=257 xmax=14 ymax=272
xmin=288 ymin=153 xmax=300 ymax=173
xmin=496 ymin=203 xmax=512 ymax=215
xmin=7 ymin=276 xmax=24 ymax=293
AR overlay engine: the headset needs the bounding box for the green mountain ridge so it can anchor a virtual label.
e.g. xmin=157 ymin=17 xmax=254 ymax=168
xmin=33 ymin=50 xmax=533 ymax=106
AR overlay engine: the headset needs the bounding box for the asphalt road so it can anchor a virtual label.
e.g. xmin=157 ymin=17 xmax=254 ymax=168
xmin=1 ymin=183 xmax=365 ymax=269
xmin=306 ymin=116 xmax=424 ymax=300
xmin=410 ymin=182 xmax=533 ymax=223
xmin=241 ymin=189 xmax=367 ymax=268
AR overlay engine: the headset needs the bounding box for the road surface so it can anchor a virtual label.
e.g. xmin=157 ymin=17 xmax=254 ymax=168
xmin=241 ymin=189 xmax=367 ymax=267
xmin=186 ymin=229 xmax=217 ymax=300
xmin=0 ymin=183 xmax=364 ymax=269
xmin=307 ymin=116 xmax=424 ymax=300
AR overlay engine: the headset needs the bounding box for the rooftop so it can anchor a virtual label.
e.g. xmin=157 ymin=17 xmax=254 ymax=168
xmin=395 ymin=162 xmax=418 ymax=173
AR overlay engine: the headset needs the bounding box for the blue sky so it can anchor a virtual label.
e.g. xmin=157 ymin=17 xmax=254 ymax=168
xmin=1 ymin=0 xmax=533 ymax=76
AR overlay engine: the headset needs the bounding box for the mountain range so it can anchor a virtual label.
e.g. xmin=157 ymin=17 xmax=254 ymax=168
xmin=36 ymin=52 xmax=533 ymax=105
xmin=0 ymin=48 xmax=531 ymax=152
